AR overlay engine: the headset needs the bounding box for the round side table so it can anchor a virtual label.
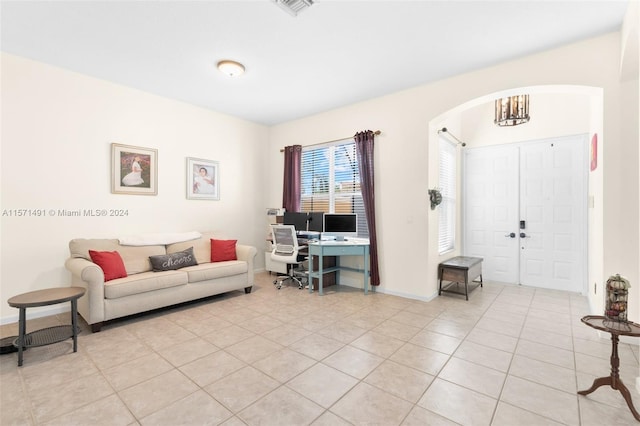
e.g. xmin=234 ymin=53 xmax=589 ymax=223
xmin=578 ymin=315 xmax=640 ymax=422
xmin=7 ymin=287 xmax=85 ymax=367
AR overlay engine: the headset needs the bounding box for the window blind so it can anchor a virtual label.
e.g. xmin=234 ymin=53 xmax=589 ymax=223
xmin=301 ymin=140 xmax=369 ymax=238
xmin=438 ymin=138 xmax=456 ymax=254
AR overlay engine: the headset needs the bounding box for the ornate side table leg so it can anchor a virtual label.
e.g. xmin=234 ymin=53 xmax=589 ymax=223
xmin=578 ymin=376 xmax=611 ymax=395
xmin=578 ymin=333 xmax=640 ymax=422
xmin=617 ymin=382 xmax=640 ymax=421
xmin=579 ymin=333 xmax=620 ymax=396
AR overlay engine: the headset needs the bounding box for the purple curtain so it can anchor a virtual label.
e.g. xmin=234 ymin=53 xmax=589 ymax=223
xmin=282 ymin=145 xmax=302 ymax=212
xmin=354 ymin=130 xmax=380 ymax=287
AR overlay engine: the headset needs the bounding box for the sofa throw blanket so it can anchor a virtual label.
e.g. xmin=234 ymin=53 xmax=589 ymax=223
xmin=119 ymin=231 xmax=202 ymax=246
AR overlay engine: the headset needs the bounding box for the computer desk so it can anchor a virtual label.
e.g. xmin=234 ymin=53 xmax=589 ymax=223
xmin=306 ymin=239 xmax=370 ymax=295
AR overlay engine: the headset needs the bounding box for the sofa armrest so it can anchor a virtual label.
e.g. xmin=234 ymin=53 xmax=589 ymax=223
xmin=236 ymin=244 xmax=257 ymax=284
xmin=64 ymin=257 xmax=105 ymax=325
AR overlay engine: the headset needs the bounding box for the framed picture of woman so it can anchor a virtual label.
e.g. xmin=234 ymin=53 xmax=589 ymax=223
xmin=186 ymin=157 xmax=219 ymax=200
xmin=111 ymin=143 xmax=158 ymax=195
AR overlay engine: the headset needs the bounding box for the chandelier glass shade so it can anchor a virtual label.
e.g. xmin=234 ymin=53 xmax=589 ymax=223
xmin=494 ymin=94 xmax=530 ymax=126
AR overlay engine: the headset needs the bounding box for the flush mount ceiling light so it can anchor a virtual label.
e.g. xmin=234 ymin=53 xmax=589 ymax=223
xmin=272 ymin=0 xmax=314 ymax=17
xmin=217 ymin=60 xmax=245 ymax=77
xmin=494 ymin=94 xmax=530 ymax=126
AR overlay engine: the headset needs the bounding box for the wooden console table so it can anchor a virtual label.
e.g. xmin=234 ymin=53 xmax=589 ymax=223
xmin=578 ymin=315 xmax=640 ymax=422
xmin=8 ymin=287 xmax=85 ymax=366
xmin=438 ymin=256 xmax=483 ymax=300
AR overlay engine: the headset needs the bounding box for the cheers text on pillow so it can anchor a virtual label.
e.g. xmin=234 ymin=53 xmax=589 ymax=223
xmin=149 ymin=247 xmax=198 ymax=272
xmin=89 ymin=250 xmax=128 ymax=282
xmin=210 ymin=239 xmax=237 ymax=262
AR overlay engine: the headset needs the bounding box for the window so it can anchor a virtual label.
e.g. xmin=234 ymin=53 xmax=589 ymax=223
xmin=301 ymin=140 xmax=369 ymax=238
xmin=438 ymin=137 xmax=456 ymax=254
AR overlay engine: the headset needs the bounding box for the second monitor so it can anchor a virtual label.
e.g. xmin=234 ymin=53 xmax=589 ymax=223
xmin=283 ymin=211 xmax=308 ymax=232
xmin=283 ymin=211 xmax=325 ymax=234
xmin=306 ymin=212 xmax=324 ymax=233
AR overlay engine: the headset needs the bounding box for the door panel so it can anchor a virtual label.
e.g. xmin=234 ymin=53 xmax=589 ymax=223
xmin=463 ymin=135 xmax=587 ymax=293
xmin=519 ymin=137 xmax=586 ymax=292
xmin=463 ymin=146 xmax=519 ymax=283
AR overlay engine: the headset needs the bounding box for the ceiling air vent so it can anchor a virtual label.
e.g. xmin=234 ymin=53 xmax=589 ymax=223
xmin=272 ymin=0 xmax=314 ymax=17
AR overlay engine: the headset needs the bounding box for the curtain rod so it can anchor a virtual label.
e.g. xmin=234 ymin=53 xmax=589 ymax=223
xmin=437 ymin=127 xmax=466 ymax=147
xmin=280 ymin=130 xmax=381 ymax=152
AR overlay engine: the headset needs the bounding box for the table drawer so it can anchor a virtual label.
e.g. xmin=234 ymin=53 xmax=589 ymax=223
xmin=316 ymin=246 xmax=364 ymax=256
xmin=441 ymin=268 xmax=466 ymax=282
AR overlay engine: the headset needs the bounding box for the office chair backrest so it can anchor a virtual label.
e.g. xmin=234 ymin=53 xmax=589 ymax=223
xmin=270 ymin=225 xmax=299 ymax=263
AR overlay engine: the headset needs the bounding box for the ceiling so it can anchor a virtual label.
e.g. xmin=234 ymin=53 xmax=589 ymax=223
xmin=1 ymin=0 xmax=630 ymax=126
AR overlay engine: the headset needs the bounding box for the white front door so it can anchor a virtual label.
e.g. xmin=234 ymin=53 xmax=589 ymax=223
xmin=463 ymin=135 xmax=587 ymax=293
xmin=463 ymin=145 xmax=519 ymax=284
xmin=519 ymin=136 xmax=587 ymax=291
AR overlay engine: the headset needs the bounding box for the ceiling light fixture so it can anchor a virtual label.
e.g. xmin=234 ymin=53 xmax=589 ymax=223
xmin=494 ymin=94 xmax=530 ymax=126
xmin=272 ymin=0 xmax=314 ymax=17
xmin=217 ymin=60 xmax=245 ymax=77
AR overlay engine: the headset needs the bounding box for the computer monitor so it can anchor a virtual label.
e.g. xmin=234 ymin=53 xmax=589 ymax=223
xmin=323 ymin=213 xmax=357 ymax=240
xmin=306 ymin=212 xmax=324 ymax=233
xmin=283 ymin=211 xmax=308 ymax=232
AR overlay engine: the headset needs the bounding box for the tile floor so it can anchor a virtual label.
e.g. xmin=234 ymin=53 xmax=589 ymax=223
xmin=1 ymin=272 xmax=639 ymax=425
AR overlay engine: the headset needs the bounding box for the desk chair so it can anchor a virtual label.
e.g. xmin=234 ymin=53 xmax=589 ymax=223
xmin=270 ymin=225 xmax=307 ymax=289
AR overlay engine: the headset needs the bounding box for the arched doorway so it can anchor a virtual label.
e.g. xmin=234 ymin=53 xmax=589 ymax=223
xmin=429 ymin=85 xmax=603 ymax=295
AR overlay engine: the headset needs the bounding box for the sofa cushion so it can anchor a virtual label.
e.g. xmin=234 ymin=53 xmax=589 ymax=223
xmin=182 ymin=261 xmax=248 ymax=283
xmin=211 ymin=239 xmax=237 ymax=262
xmin=89 ymin=250 xmax=128 ymax=281
xmin=149 ymin=247 xmax=198 ymax=271
xmin=70 ymin=239 xmax=166 ymax=275
xmin=104 ymin=270 xmax=188 ymax=299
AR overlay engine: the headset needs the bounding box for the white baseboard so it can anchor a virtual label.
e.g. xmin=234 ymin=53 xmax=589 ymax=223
xmin=368 ymin=285 xmax=438 ymax=302
xmin=1 ymin=304 xmax=69 ymax=326
xmin=325 ymin=275 xmax=438 ymax=302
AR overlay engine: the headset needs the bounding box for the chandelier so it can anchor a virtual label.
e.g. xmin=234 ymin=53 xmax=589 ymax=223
xmin=494 ymin=95 xmax=530 ymax=126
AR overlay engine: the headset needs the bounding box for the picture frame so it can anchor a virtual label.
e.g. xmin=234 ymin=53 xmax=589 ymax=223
xmin=186 ymin=157 xmax=219 ymax=200
xmin=111 ymin=143 xmax=158 ymax=195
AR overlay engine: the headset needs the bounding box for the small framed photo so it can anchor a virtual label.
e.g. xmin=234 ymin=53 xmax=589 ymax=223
xmin=111 ymin=143 xmax=158 ymax=195
xmin=186 ymin=157 xmax=219 ymax=200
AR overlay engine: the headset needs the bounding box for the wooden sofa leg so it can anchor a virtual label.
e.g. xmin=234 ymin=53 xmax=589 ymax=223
xmin=244 ymin=286 xmax=252 ymax=294
xmin=91 ymin=322 xmax=103 ymax=333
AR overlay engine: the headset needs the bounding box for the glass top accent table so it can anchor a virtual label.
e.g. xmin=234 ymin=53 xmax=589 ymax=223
xmin=578 ymin=315 xmax=640 ymax=422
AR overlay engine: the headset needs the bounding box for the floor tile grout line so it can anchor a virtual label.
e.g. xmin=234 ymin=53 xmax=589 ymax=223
xmin=4 ymin=275 xmax=639 ymax=425
xmin=488 ymin=284 xmax=530 ymax=426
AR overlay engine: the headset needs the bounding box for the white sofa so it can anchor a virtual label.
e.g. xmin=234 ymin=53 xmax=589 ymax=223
xmin=64 ymin=232 xmax=257 ymax=332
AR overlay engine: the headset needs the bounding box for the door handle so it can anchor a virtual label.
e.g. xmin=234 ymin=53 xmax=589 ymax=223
xmin=520 ymin=232 xmax=530 ymax=238
xmin=505 ymin=232 xmax=516 ymax=238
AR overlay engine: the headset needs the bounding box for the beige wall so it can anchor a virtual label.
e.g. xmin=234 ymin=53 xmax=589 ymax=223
xmin=0 ymin=53 xmax=269 ymax=322
xmin=268 ymin=32 xmax=639 ymax=325
xmin=1 ymin=20 xmax=638 ymax=327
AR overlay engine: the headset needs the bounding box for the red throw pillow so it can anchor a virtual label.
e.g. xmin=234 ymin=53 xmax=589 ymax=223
xmin=89 ymin=250 xmax=128 ymax=281
xmin=210 ymin=239 xmax=237 ymax=262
